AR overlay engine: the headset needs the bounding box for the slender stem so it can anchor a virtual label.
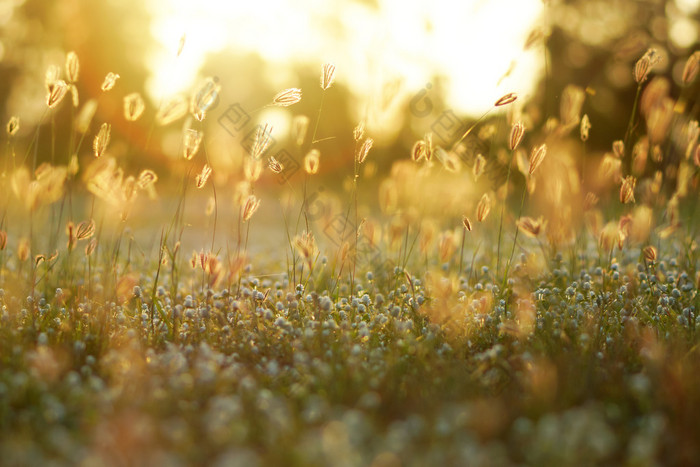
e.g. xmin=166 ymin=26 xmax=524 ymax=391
xmin=496 ymin=151 xmax=515 ymax=276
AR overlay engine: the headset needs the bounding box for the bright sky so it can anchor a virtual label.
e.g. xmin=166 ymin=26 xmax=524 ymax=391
xmin=146 ymin=0 xmax=545 ymax=117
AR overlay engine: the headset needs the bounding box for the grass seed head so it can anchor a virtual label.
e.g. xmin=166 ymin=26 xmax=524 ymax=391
xmin=244 ymin=158 xmax=263 ymax=182
xmin=612 ymin=140 xmax=625 ymax=158
xmin=462 ymin=216 xmax=472 ymax=232
xmin=137 ymin=170 xmax=158 ymax=189
xmin=293 ymin=115 xmax=310 ymax=146
xmin=76 ymin=219 xmax=95 ymax=241
xmin=157 ymin=95 xmax=189 ymax=125
xmin=304 ymin=149 xmax=320 ymax=174
xmin=124 ymin=93 xmax=145 ymax=121
xmin=357 ymin=137 xmax=373 ymax=164
xmin=250 ymin=124 xmax=273 ymax=160
xmin=620 ymin=176 xmax=636 ymax=203
xmin=65 ymin=51 xmax=79 ymax=82
xmin=580 ymin=114 xmax=591 ymax=141
xmin=272 ymin=88 xmax=302 ymax=107
xmin=242 ymin=194 xmax=261 ymax=222
xmin=46 ymin=80 xmax=69 ymax=109
xmin=473 ymin=154 xmax=486 ymax=181
xmin=516 ymin=216 xmax=546 ymax=238
xmin=6 ymin=116 xmax=19 ymax=136
xmin=101 ymin=72 xmax=120 ymax=92
xmin=509 ymin=122 xmax=525 ymax=151
xmin=195 ymin=164 xmax=212 ymax=189
xmin=268 ymin=156 xmax=284 ymax=174
xmin=682 ymin=51 xmax=699 ymax=85
xmin=191 ymin=77 xmax=221 ymax=121
xmin=0 ymin=230 xmax=6 ymax=250
xmin=643 ymin=245 xmax=658 ymax=262
xmin=183 ymin=128 xmax=203 ymax=160
xmin=476 ymin=193 xmax=491 ymax=222
xmin=495 ymin=92 xmax=517 ymax=107
xmin=93 ymin=123 xmax=111 ymax=158
xmin=529 ymin=143 xmax=547 ymax=176
xmin=560 ymin=85 xmax=585 ymax=128
xmin=353 ymin=121 xmax=365 ymax=142
xmin=321 ymin=63 xmax=336 ymax=90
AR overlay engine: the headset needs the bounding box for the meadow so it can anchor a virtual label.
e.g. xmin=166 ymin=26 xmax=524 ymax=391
xmin=1 ymin=23 xmax=700 ymax=467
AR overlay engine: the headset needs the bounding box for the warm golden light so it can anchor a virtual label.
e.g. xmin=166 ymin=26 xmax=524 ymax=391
xmin=147 ymin=0 xmax=545 ymax=117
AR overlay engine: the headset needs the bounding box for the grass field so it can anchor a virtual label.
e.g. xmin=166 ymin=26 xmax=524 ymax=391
xmin=1 ymin=4 xmax=700 ymax=465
